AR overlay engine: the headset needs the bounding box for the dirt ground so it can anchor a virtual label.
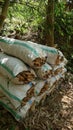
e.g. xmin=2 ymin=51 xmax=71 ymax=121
xmin=0 ymin=73 xmax=73 ymax=130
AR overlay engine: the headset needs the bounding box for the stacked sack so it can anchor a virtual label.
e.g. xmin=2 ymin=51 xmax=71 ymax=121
xmin=0 ymin=37 xmax=67 ymax=121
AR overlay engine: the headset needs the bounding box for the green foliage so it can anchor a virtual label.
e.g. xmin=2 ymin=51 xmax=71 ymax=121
xmin=55 ymin=1 xmax=73 ymax=42
xmin=1 ymin=0 xmax=73 ymax=39
xmin=1 ymin=0 xmax=47 ymax=36
xmin=54 ymin=1 xmax=73 ymax=73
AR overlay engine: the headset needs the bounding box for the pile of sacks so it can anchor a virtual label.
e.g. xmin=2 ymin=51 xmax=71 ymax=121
xmin=0 ymin=37 xmax=67 ymax=121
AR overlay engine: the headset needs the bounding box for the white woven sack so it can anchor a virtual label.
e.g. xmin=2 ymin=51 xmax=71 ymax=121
xmin=35 ymin=63 xmax=52 ymax=79
xmin=0 ymin=52 xmax=36 ymax=84
xmin=35 ymin=92 xmax=46 ymax=104
xmin=34 ymin=80 xmax=47 ymax=96
xmin=28 ymin=41 xmax=67 ymax=66
xmin=52 ymin=62 xmax=65 ymax=75
xmin=0 ymin=75 xmax=34 ymax=108
xmin=27 ymin=41 xmax=59 ymax=65
xmin=0 ymin=37 xmax=47 ymax=68
xmin=47 ymin=68 xmax=67 ymax=86
xmin=0 ymin=95 xmax=35 ymax=121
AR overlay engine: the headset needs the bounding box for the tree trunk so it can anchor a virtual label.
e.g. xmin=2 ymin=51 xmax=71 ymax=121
xmin=0 ymin=0 xmax=10 ymax=31
xmin=43 ymin=0 xmax=54 ymax=47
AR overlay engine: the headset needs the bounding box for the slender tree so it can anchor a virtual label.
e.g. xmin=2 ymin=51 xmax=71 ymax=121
xmin=0 ymin=0 xmax=10 ymax=31
xmin=42 ymin=0 xmax=54 ymax=47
